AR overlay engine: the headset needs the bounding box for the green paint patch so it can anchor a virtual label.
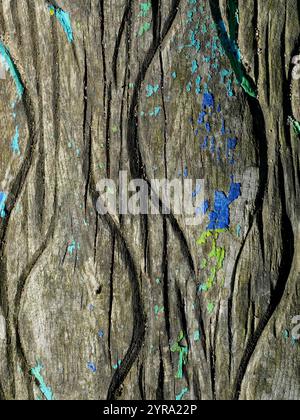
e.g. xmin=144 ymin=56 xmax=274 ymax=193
xmin=139 ymin=2 xmax=152 ymax=17
xmin=197 ymin=230 xmax=226 ymax=293
xmin=288 ymin=116 xmax=300 ymax=135
xmin=171 ymin=331 xmax=188 ymax=379
xmin=138 ymin=22 xmax=151 ymax=37
xmin=200 ymin=258 xmax=207 ymax=269
xmin=154 ymin=305 xmax=165 ymax=319
xmin=207 ymin=302 xmax=215 ymax=314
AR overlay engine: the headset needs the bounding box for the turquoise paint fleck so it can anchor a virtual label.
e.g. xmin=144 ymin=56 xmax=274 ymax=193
xmin=154 ymin=305 xmax=164 ymax=319
xmin=31 ymin=363 xmax=54 ymax=401
xmin=171 ymin=332 xmax=188 ymax=380
xmin=146 ymin=84 xmax=159 ymax=97
xmin=216 ymin=20 xmax=257 ymax=97
xmin=49 ymin=6 xmax=74 ymax=43
xmin=11 ymin=126 xmax=20 ymax=155
xmin=176 ymin=387 xmax=189 ymax=401
xmin=283 ymin=330 xmax=290 ymax=340
xmin=68 ymin=240 xmax=80 ymax=255
xmin=138 ymin=22 xmax=151 ymax=37
xmin=191 ymin=60 xmax=198 ymax=74
xmin=0 ymin=192 xmax=7 ymax=218
xmin=139 ymin=2 xmax=151 ymax=17
xmin=194 ymin=330 xmax=201 ymax=342
xmin=113 ymin=360 xmax=122 ymax=370
xmin=186 ymin=82 xmax=192 ymax=93
xmin=149 ymin=106 xmax=161 ymax=117
xmin=0 ymin=41 xmax=24 ymax=98
xmin=172 ymin=71 xmax=177 ymax=79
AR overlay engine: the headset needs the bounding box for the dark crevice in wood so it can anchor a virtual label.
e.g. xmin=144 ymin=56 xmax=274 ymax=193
xmin=98 ymin=0 xmax=107 ymax=109
xmin=82 ymin=47 xmax=94 ymax=214
xmin=233 ymin=149 xmax=295 ymax=400
xmin=162 ymin=217 xmax=171 ymax=344
xmin=112 ymin=0 xmax=132 ymax=87
xmin=27 ymin=0 xmax=46 ymax=232
xmin=105 ymin=83 xmax=112 ymax=179
xmin=86 ymin=174 xmax=146 ymax=400
xmin=138 ymin=362 xmax=146 ymax=400
xmin=264 ymin=19 xmax=270 ymax=107
xmin=253 ymin=0 xmax=259 ymax=84
xmin=159 ymin=51 xmax=168 ymax=178
xmin=108 ymin=234 xmax=116 ymax=370
xmin=209 ymin=320 xmax=216 ymax=401
xmin=156 ymin=345 xmax=165 ymax=400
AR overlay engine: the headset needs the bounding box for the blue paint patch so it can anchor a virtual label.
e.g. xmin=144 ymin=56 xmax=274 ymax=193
xmin=49 ymin=6 xmax=74 ymax=43
xmin=0 ymin=41 xmax=24 ymax=98
xmin=227 ymin=137 xmax=238 ymax=163
xmin=198 ymin=111 xmax=206 ymax=125
xmin=208 ymin=179 xmax=241 ymax=230
xmin=11 ymin=126 xmax=20 ymax=155
xmin=31 ymin=363 xmax=54 ymax=400
xmin=192 ymin=184 xmax=201 ymax=198
xmin=87 ymin=362 xmax=97 ymax=373
xmin=203 ymin=200 xmax=209 ymax=214
xmin=98 ymin=330 xmax=104 ymax=338
xmin=202 ymin=92 xmax=215 ymax=110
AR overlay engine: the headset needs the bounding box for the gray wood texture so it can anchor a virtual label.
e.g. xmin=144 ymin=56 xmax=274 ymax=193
xmin=0 ymin=0 xmax=299 ymax=400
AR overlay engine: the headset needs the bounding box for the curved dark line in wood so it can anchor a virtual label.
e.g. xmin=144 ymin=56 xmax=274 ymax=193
xmin=208 ymin=0 xmax=279 ymax=399
xmin=89 ymin=179 xmax=146 ymax=400
xmin=112 ymin=0 xmax=132 ymax=87
xmin=0 ymin=2 xmax=61 ymax=398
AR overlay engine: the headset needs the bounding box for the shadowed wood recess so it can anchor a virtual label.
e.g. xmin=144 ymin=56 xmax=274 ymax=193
xmin=0 ymin=0 xmax=299 ymax=401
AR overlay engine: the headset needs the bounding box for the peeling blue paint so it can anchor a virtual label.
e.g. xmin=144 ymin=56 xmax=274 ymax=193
xmin=87 ymin=362 xmax=97 ymax=373
xmin=208 ymin=178 xmax=241 ymax=230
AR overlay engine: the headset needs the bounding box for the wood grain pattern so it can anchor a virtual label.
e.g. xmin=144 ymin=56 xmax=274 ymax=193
xmin=0 ymin=0 xmax=299 ymax=400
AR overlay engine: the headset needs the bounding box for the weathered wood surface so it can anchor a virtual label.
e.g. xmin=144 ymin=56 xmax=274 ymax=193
xmin=0 ymin=0 xmax=299 ymax=400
